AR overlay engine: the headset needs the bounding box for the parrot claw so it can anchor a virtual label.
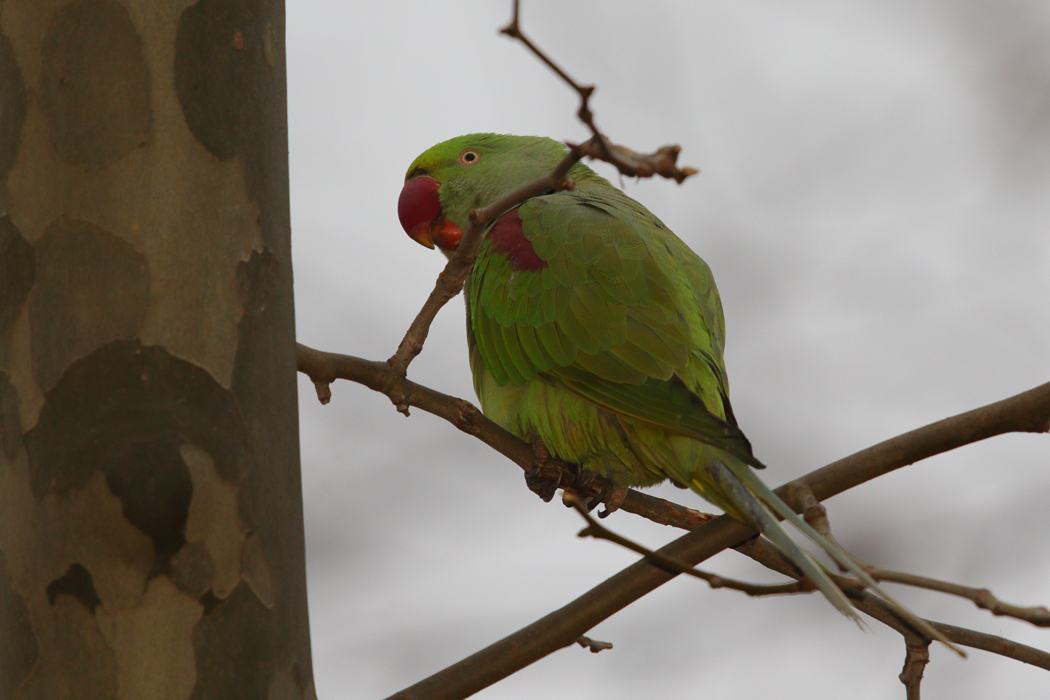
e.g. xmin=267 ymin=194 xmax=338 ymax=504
xmin=524 ymin=465 xmax=562 ymax=502
xmin=597 ymin=487 xmax=628 ymax=518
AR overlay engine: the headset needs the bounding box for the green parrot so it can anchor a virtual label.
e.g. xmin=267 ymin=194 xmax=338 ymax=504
xmin=397 ymin=133 xmax=943 ymax=635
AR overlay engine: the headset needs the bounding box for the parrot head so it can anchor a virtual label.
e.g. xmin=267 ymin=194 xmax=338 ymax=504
xmin=398 ymin=134 xmax=572 ymax=253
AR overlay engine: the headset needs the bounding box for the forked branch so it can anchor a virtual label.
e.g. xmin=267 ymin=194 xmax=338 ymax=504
xmin=500 ymin=0 xmax=697 ymax=183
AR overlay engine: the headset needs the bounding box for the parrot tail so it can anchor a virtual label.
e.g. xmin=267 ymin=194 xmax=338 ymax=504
xmin=702 ymin=458 xmax=965 ymax=657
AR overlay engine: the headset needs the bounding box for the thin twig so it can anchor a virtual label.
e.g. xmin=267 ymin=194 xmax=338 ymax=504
xmin=300 ymin=339 xmax=811 ymax=594
xmin=802 ymin=381 xmax=1050 ymax=502
xmin=849 ymin=591 xmax=1050 ymax=672
xmin=298 ymin=343 xmax=1050 ymax=559
xmin=900 ymin=641 xmax=930 ymax=700
xmin=868 ymin=567 xmax=1050 ymax=628
xmin=784 ymin=481 xmax=1050 ymax=631
xmin=385 ymin=0 xmax=697 ymax=389
xmin=932 ymin=621 xmax=1050 ymax=671
xmin=786 ymin=481 xmax=833 ymax=538
xmin=386 ymin=150 xmax=582 ymax=380
xmin=501 ymin=2 xmax=592 ymax=119
xmin=500 ymin=0 xmax=596 ymax=129
xmin=573 ymin=138 xmax=698 ymax=184
xmin=564 ymin=494 xmax=811 ymax=598
xmin=500 ymin=1 xmax=697 ymax=182
xmin=300 ymin=343 xmax=1050 ymax=695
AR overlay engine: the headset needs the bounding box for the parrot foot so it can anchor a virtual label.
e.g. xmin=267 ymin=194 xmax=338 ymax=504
xmin=524 ymin=438 xmax=564 ymax=502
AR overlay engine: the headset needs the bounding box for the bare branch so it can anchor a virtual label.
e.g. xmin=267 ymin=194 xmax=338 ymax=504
xmin=868 ymin=567 xmax=1050 ymax=628
xmin=564 ymin=494 xmax=812 ymax=598
xmin=932 ymin=621 xmax=1050 ymax=671
xmin=803 ymin=381 xmax=1050 ymax=502
xmin=300 ymin=342 xmax=1050 ymax=546
xmin=850 ymin=591 xmax=1050 ymax=672
xmin=303 ymin=343 xmax=1050 ymax=696
xmin=572 ymin=137 xmax=698 ymax=184
xmin=500 ymin=2 xmax=593 ymax=121
xmin=298 ymin=343 xmax=720 ymax=532
xmin=310 ymin=0 xmax=1050 ymax=694
xmin=500 ymin=0 xmax=697 ymax=183
xmin=376 ymin=380 xmax=1050 ymax=700
xmin=900 ymin=641 xmax=930 ymax=700
xmin=786 ymin=482 xmax=834 ymax=538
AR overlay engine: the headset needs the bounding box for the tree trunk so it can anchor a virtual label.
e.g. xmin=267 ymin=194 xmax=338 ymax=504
xmin=0 ymin=1 xmax=315 ymax=698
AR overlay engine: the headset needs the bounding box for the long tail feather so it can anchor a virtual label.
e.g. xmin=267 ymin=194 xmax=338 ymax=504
xmin=697 ymin=466 xmax=861 ymax=623
xmin=710 ymin=458 xmax=966 ymax=657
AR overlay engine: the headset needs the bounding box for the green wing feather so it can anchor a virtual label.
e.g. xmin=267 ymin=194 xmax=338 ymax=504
xmin=470 ymin=189 xmax=762 ymax=467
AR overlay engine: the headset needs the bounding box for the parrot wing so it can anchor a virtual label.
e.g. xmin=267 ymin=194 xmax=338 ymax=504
xmin=470 ymin=190 xmax=763 ymax=468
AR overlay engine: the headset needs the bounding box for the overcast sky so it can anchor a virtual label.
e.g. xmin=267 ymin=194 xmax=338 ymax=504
xmin=287 ymin=2 xmax=1050 ymax=698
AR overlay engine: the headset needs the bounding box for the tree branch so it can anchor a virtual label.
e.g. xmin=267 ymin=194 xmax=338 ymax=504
xmin=849 ymin=591 xmax=1050 ymax=672
xmin=372 ymin=379 xmax=1050 ymax=700
xmin=932 ymin=621 xmax=1050 ymax=671
xmin=564 ymin=493 xmax=812 ymax=598
xmin=868 ymin=567 xmax=1050 ymax=628
xmin=306 ymin=3 xmax=1050 ymax=693
xmin=499 ymin=0 xmax=697 ymax=183
xmin=802 ymin=382 xmax=1050 ymax=502
xmin=899 ymin=641 xmax=930 ymax=700
xmin=299 ymin=343 xmax=716 ymax=531
xmin=300 ymin=342 xmax=1049 ymax=539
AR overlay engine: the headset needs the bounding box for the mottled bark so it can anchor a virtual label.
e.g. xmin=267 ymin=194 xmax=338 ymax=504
xmin=0 ymin=1 xmax=314 ymax=698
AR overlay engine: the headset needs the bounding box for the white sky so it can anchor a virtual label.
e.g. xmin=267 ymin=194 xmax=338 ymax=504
xmin=288 ymin=2 xmax=1050 ymax=698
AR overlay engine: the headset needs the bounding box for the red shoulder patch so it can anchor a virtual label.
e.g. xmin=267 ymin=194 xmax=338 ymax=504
xmin=487 ymin=209 xmax=547 ymax=271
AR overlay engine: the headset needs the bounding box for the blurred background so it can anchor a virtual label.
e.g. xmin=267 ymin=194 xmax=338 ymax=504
xmin=287 ymin=1 xmax=1050 ymax=698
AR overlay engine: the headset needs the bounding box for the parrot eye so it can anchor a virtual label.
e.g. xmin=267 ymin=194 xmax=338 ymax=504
xmin=458 ymin=149 xmax=481 ymax=166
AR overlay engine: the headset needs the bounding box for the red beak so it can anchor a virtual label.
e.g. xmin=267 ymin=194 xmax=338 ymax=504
xmin=398 ymin=176 xmax=463 ymax=251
